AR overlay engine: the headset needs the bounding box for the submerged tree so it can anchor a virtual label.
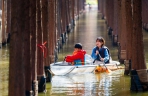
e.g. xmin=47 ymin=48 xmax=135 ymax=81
xmin=132 ymin=0 xmax=146 ymax=69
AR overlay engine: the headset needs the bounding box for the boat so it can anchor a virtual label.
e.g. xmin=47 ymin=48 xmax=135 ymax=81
xmin=50 ymin=54 xmax=120 ymax=75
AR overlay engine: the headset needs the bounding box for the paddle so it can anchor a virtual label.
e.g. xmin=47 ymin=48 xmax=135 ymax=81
xmin=98 ymin=54 xmax=112 ymax=73
xmin=93 ymin=55 xmax=104 ymax=73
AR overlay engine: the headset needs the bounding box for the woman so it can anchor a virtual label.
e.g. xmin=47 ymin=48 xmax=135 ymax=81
xmin=91 ymin=37 xmax=110 ymax=64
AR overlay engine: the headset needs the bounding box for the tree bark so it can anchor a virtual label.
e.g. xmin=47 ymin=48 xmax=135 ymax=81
xmin=41 ymin=0 xmax=49 ymax=67
xmin=9 ymin=0 xmax=29 ymax=95
xmin=61 ymin=0 xmax=66 ymax=33
xmin=24 ymin=0 xmax=31 ymax=93
xmin=6 ymin=0 xmax=11 ymax=34
xmin=48 ymin=0 xmax=55 ymax=64
xmin=119 ymin=0 xmax=127 ymax=60
xmin=116 ymin=0 xmax=121 ymax=43
xmin=2 ymin=0 xmax=6 ymax=43
xmin=30 ymin=0 xmax=37 ymax=82
xmin=125 ymin=0 xmax=132 ymax=60
xmin=37 ymin=0 xmax=43 ymax=75
xmin=132 ymin=0 xmax=146 ymax=69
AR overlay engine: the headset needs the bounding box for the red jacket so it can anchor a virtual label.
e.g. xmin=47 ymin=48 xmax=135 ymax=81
xmin=65 ymin=50 xmax=86 ymax=64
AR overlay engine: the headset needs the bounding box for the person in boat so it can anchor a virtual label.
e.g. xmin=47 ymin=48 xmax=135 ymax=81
xmin=65 ymin=43 xmax=86 ymax=65
xmin=91 ymin=37 xmax=110 ymax=64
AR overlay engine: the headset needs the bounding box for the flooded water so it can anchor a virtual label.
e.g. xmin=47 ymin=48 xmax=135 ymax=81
xmin=38 ymin=6 xmax=148 ymax=96
xmin=0 ymin=45 xmax=9 ymax=96
xmin=0 ymin=6 xmax=148 ymax=96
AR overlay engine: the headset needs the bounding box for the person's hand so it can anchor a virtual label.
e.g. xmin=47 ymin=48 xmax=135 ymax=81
xmin=100 ymin=58 xmax=104 ymax=61
xmin=71 ymin=62 xmax=74 ymax=65
xmin=96 ymin=50 xmax=99 ymax=55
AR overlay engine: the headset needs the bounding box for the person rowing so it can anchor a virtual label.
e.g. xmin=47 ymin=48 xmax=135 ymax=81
xmin=65 ymin=43 xmax=86 ymax=65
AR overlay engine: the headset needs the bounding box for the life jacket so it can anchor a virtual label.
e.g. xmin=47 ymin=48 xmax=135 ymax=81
xmin=66 ymin=50 xmax=86 ymax=65
xmin=95 ymin=46 xmax=110 ymax=63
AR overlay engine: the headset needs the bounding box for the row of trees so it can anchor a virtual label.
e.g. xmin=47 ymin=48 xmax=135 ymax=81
xmin=8 ymin=0 xmax=85 ymax=96
xmin=98 ymin=0 xmax=146 ymax=72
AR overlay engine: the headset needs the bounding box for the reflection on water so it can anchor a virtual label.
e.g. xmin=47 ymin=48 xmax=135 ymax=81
xmin=0 ymin=5 xmax=148 ymax=96
xmin=40 ymin=70 xmax=131 ymax=96
xmin=38 ymin=6 xmax=148 ymax=96
xmin=51 ymin=71 xmax=127 ymax=96
xmin=0 ymin=45 xmax=9 ymax=96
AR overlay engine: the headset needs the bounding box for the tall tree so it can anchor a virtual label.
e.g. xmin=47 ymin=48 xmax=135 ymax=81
xmin=125 ymin=0 xmax=132 ymax=60
xmin=37 ymin=0 xmax=43 ymax=76
xmin=132 ymin=0 xmax=146 ymax=69
xmin=118 ymin=0 xmax=127 ymax=63
xmin=41 ymin=0 xmax=49 ymax=67
xmin=2 ymin=0 xmax=6 ymax=44
xmin=123 ymin=0 xmax=133 ymax=75
xmin=30 ymin=0 xmax=37 ymax=95
xmin=6 ymin=0 xmax=11 ymax=35
xmin=48 ymin=0 xmax=55 ymax=64
xmin=9 ymin=0 xmax=29 ymax=95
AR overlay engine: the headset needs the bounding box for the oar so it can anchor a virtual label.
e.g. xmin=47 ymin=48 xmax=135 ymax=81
xmin=98 ymin=54 xmax=112 ymax=73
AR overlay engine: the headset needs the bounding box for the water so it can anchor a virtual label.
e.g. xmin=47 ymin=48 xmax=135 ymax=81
xmin=0 ymin=6 xmax=148 ymax=96
xmin=38 ymin=6 xmax=148 ymax=96
xmin=0 ymin=45 xmax=9 ymax=96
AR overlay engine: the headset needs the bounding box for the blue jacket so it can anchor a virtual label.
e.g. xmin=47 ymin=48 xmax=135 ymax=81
xmin=91 ymin=46 xmax=110 ymax=63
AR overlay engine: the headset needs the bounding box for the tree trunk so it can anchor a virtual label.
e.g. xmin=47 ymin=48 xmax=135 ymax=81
xmin=48 ymin=0 xmax=55 ymax=64
xmin=41 ymin=0 xmax=49 ymax=67
xmin=24 ymin=0 xmax=31 ymax=94
xmin=37 ymin=0 xmax=43 ymax=75
xmin=118 ymin=0 xmax=127 ymax=63
xmin=71 ymin=0 xmax=75 ymax=21
xmin=116 ymin=0 xmax=121 ymax=43
xmin=9 ymin=0 xmax=29 ymax=95
xmin=113 ymin=0 xmax=118 ymax=35
xmin=6 ymin=0 xmax=11 ymax=34
xmin=105 ymin=0 xmax=109 ymax=25
xmin=2 ymin=0 xmax=6 ymax=44
xmin=125 ymin=0 xmax=132 ymax=60
xmin=30 ymin=0 xmax=37 ymax=86
xmin=61 ymin=0 xmax=66 ymax=33
xmin=132 ymin=0 xmax=146 ymax=69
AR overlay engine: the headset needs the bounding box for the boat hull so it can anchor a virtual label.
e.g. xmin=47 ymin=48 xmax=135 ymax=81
xmin=50 ymin=60 xmax=120 ymax=75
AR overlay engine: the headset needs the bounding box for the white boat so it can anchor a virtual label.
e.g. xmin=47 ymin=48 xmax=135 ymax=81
xmin=50 ymin=54 xmax=120 ymax=75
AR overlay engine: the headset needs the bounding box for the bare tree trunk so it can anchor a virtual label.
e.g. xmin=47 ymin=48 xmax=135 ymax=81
xmin=71 ymin=0 xmax=75 ymax=21
xmin=117 ymin=0 xmax=121 ymax=43
xmin=132 ymin=0 xmax=146 ymax=69
xmin=118 ymin=0 xmax=127 ymax=63
xmin=105 ymin=0 xmax=109 ymax=26
xmin=48 ymin=0 xmax=55 ymax=64
xmin=2 ymin=0 xmax=6 ymax=44
xmin=41 ymin=0 xmax=49 ymax=67
xmin=61 ymin=0 xmax=66 ymax=33
xmin=37 ymin=0 xmax=43 ymax=76
xmin=112 ymin=0 xmax=118 ymax=45
xmin=125 ymin=0 xmax=132 ymax=60
xmin=123 ymin=0 xmax=133 ymax=75
xmin=77 ymin=0 xmax=79 ymax=18
xmin=30 ymin=0 xmax=37 ymax=95
xmin=9 ymin=0 xmax=29 ymax=95
xmin=24 ymin=0 xmax=31 ymax=95
xmin=57 ymin=0 xmax=62 ymax=38
xmin=6 ymin=0 xmax=11 ymax=35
